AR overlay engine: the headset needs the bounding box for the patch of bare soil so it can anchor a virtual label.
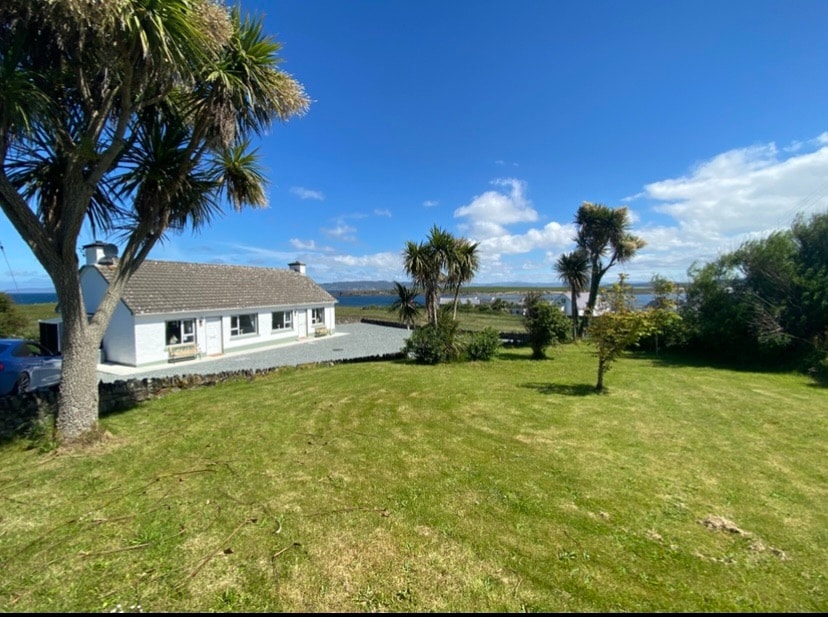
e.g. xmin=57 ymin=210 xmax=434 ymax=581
xmin=699 ymin=514 xmax=788 ymax=560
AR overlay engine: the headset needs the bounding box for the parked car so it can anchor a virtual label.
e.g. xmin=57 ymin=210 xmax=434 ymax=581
xmin=0 ymin=338 xmax=62 ymax=396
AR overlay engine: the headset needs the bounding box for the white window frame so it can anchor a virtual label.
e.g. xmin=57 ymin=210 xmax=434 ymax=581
xmin=272 ymin=310 xmax=293 ymax=331
xmin=230 ymin=313 xmax=258 ymax=338
xmin=165 ymin=319 xmax=195 ymax=346
xmin=311 ymin=307 xmax=325 ymax=325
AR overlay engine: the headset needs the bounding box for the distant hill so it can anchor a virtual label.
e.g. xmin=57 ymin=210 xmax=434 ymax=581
xmin=321 ymin=280 xmax=555 ymax=294
xmin=320 ymin=279 xmax=675 ymax=294
xmin=321 ymin=280 xmax=399 ymax=293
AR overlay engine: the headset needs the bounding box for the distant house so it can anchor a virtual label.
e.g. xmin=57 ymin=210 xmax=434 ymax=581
xmin=550 ymin=292 xmax=609 ymax=317
xmin=66 ymin=242 xmax=337 ymax=367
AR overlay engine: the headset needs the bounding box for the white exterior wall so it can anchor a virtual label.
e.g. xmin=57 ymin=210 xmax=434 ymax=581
xmin=132 ymin=317 xmax=168 ymax=366
xmin=117 ymin=304 xmax=335 ymax=367
xmin=221 ymin=306 xmax=329 ymax=352
xmin=79 ymin=267 xmax=109 ymax=312
xmin=80 ymin=267 xmax=137 ymax=365
xmin=103 ymin=303 xmax=137 ymax=365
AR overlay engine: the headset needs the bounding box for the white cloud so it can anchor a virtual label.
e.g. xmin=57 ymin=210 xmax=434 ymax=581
xmin=322 ymin=220 xmax=357 ymax=242
xmin=423 ymin=199 xmax=439 ymax=207
xmin=478 ymin=221 xmax=573 ymax=257
xmin=290 ymin=186 xmax=325 ymax=200
xmin=374 ymin=208 xmax=392 ymax=217
xmin=308 ymin=251 xmax=405 ymax=282
xmin=454 ymin=178 xmax=539 ymax=238
xmin=290 ymin=238 xmax=318 ymax=250
xmin=644 ymin=142 xmax=828 ymax=235
xmin=630 ymin=135 xmax=828 ymax=279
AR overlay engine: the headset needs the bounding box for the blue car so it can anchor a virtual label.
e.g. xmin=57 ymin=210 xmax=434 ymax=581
xmin=0 ymin=338 xmax=62 ymax=396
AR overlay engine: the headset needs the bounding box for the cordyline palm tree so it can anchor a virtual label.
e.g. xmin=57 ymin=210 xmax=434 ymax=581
xmin=447 ymin=238 xmax=480 ymax=320
xmin=0 ymin=0 xmax=309 ymax=443
xmin=574 ymin=202 xmax=646 ymax=337
xmin=554 ymin=249 xmax=590 ymax=340
xmin=402 ymin=225 xmax=457 ymax=326
xmin=389 ymin=281 xmax=421 ymax=329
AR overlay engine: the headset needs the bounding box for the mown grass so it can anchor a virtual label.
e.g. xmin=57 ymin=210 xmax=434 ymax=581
xmin=0 ymin=344 xmax=825 ymax=612
xmin=336 ymin=303 xmax=525 ymax=332
xmin=8 ymin=302 xmax=60 ymax=340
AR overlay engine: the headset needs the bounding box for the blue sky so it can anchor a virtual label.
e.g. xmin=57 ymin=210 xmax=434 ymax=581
xmin=3 ymin=0 xmax=828 ymax=290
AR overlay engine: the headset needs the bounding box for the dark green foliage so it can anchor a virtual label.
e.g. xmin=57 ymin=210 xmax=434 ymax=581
xmin=0 ymin=293 xmax=27 ymax=337
xmin=389 ymin=281 xmax=421 ymax=328
xmin=462 ymin=327 xmax=501 ymax=361
xmin=554 ymin=249 xmax=590 ymax=339
xmin=638 ymin=275 xmax=687 ymax=354
xmin=403 ymin=226 xmax=479 ymax=326
xmin=681 ymin=212 xmax=828 ymax=372
xmin=523 ymin=291 xmax=570 ymax=359
xmin=403 ymin=311 xmax=461 ymax=364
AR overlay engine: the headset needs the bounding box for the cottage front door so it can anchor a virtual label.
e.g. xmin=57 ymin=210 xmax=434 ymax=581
xmin=296 ymin=310 xmax=308 ymax=338
xmin=205 ymin=317 xmax=223 ymax=356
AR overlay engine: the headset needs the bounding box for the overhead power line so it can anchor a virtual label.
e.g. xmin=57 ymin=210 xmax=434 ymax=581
xmin=0 ymin=239 xmax=21 ymax=294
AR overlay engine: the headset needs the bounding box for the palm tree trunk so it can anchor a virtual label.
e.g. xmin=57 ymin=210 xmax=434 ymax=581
xmin=570 ymin=288 xmax=579 ymax=340
xmin=452 ymin=286 xmax=460 ymax=320
xmin=53 ymin=267 xmax=101 ymax=442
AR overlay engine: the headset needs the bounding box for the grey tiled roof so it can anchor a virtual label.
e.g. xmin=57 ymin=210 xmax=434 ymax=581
xmin=89 ymin=260 xmax=336 ymax=315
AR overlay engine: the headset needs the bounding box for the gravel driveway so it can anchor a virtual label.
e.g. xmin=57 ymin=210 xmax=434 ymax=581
xmin=97 ymin=322 xmax=411 ymax=383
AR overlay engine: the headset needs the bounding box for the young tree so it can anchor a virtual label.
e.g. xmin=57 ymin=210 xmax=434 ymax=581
xmin=389 ymin=282 xmax=421 ymax=329
xmin=644 ymin=274 xmax=684 ymax=355
xmin=523 ymin=291 xmax=570 ymax=359
xmin=0 ymin=0 xmax=309 ymax=442
xmin=588 ymin=276 xmax=650 ymax=392
xmin=574 ymin=202 xmax=645 ymax=336
xmin=554 ymin=249 xmax=590 ymax=340
xmin=0 ymin=293 xmax=27 ymax=337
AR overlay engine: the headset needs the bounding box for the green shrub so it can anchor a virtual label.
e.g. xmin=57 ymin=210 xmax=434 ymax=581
xmin=463 ymin=327 xmax=501 ymax=361
xmin=0 ymin=293 xmax=28 ymax=337
xmin=523 ymin=292 xmax=569 ymax=359
xmin=403 ymin=315 xmax=461 ymax=364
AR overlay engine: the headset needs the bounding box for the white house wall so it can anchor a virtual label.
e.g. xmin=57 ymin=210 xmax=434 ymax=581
xmin=79 ymin=267 xmax=109 ymax=312
xmin=80 ymin=267 xmax=137 ymax=365
xmin=132 ymin=317 xmax=168 ymax=365
xmin=120 ymin=304 xmax=335 ymax=367
xmin=104 ymin=303 xmax=137 ymax=365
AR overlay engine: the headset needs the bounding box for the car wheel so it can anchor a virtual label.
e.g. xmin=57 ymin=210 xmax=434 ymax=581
xmin=14 ymin=372 xmax=31 ymax=395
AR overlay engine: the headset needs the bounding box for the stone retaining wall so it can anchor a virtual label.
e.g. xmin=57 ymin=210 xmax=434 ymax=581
xmin=0 ymin=351 xmax=403 ymax=441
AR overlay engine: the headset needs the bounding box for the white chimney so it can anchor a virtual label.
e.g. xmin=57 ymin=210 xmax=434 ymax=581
xmin=288 ymin=261 xmax=306 ymax=275
xmin=83 ymin=241 xmax=118 ymax=266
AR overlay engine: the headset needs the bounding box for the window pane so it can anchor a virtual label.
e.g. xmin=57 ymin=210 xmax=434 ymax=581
xmin=166 ymin=320 xmax=195 ymax=344
xmin=232 ymin=314 xmax=257 ymax=336
xmin=272 ymin=311 xmax=292 ymax=330
xmin=166 ymin=321 xmax=182 ymax=345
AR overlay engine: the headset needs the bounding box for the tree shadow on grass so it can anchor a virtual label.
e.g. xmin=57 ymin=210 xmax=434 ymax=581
xmin=627 ymin=350 xmax=827 ymax=388
xmin=520 ymin=382 xmax=597 ymax=396
xmin=497 ymin=349 xmax=563 ymax=362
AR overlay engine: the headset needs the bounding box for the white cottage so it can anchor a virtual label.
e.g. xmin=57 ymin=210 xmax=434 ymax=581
xmin=549 ymin=291 xmax=609 ymax=317
xmin=77 ymin=242 xmax=336 ymax=367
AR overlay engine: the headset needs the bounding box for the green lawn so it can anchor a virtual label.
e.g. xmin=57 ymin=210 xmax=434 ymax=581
xmin=0 ymin=345 xmax=825 ymax=612
xmin=9 ymin=302 xmax=61 ymax=341
xmin=336 ymin=304 xmax=525 ymax=332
